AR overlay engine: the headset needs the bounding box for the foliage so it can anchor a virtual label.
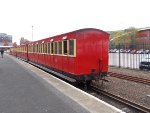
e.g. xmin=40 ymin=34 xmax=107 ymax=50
xmin=110 ymin=27 xmax=138 ymax=47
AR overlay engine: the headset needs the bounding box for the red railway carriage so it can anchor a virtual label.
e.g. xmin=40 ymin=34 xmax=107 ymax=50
xmin=10 ymin=44 xmax=28 ymax=59
xmin=11 ymin=28 xmax=109 ymax=83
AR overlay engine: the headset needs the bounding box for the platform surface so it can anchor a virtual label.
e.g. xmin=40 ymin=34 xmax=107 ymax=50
xmin=0 ymin=54 xmax=125 ymax=113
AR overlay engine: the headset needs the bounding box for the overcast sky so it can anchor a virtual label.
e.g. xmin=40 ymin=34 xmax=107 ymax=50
xmin=0 ymin=0 xmax=150 ymax=44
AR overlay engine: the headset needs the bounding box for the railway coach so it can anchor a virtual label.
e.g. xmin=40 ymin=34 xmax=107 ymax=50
xmin=10 ymin=28 xmax=109 ymax=85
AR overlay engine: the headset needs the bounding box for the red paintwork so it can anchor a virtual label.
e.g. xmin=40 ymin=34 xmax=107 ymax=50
xmin=137 ymin=30 xmax=150 ymax=44
xmin=137 ymin=30 xmax=148 ymax=37
xmin=11 ymin=28 xmax=109 ymax=80
xmin=14 ymin=44 xmax=28 ymax=60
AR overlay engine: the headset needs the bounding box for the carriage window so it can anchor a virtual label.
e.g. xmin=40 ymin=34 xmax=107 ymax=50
xmin=44 ymin=43 xmax=47 ymax=53
xmin=29 ymin=45 xmax=30 ymax=52
xmin=40 ymin=44 xmax=42 ymax=53
xmin=69 ymin=40 xmax=75 ymax=55
xmin=53 ymin=42 xmax=55 ymax=54
xmin=58 ymin=41 xmax=62 ymax=54
xmin=34 ymin=45 xmax=36 ymax=53
xmin=47 ymin=43 xmax=49 ymax=54
xmin=51 ymin=42 xmax=54 ymax=54
xmin=36 ymin=45 xmax=38 ymax=53
xmin=31 ymin=46 xmax=32 ymax=52
xmin=41 ymin=44 xmax=42 ymax=53
xmin=42 ymin=43 xmax=44 ymax=53
xmin=38 ymin=44 xmax=40 ymax=53
xmin=39 ymin=44 xmax=41 ymax=53
xmin=54 ymin=42 xmax=58 ymax=54
xmin=30 ymin=46 xmax=31 ymax=52
xmin=43 ymin=43 xmax=45 ymax=53
xmin=41 ymin=44 xmax=43 ymax=53
xmin=48 ymin=43 xmax=50 ymax=54
xmin=63 ymin=40 xmax=68 ymax=55
xmin=30 ymin=45 xmax=31 ymax=52
xmin=28 ymin=45 xmax=29 ymax=52
xmin=33 ymin=45 xmax=34 ymax=52
xmin=35 ymin=45 xmax=36 ymax=53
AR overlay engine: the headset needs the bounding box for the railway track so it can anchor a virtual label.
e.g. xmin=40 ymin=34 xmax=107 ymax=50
xmin=108 ymin=72 xmax=150 ymax=85
xmin=90 ymin=84 xmax=150 ymax=113
xmin=16 ymin=57 xmax=150 ymax=112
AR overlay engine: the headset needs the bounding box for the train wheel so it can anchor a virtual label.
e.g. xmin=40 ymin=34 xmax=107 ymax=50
xmin=83 ymin=80 xmax=91 ymax=90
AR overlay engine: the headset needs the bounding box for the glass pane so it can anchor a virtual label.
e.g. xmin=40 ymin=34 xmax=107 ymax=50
xmin=54 ymin=42 xmax=57 ymax=54
xmin=51 ymin=43 xmax=54 ymax=54
xmin=63 ymin=40 xmax=67 ymax=55
xmin=39 ymin=44 xmax=40 ymax=53
xmin=42 ymin=44 xmax=44 ymax=53
xmin=69 ymin=40 xmax=74 ymax=55
xmin=48 ymin=43 xmax=51 ymax=53
xmin=45 ymin=43 xmax=47 ymax=53
xmin=59 ymin=41 xmax=62 ymax=54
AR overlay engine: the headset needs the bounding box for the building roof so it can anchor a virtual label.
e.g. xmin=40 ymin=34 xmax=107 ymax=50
xmin=138 ymin=27 xmax=150 ymax=31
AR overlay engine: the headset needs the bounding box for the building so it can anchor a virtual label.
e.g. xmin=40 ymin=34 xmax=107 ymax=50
xmin=20 ymin=37 xmax=30 ymax=45
xmin=137 ymin=27 xmax=150 ymax=44
xmin=0 ymin=33 xmax=13 ymax=49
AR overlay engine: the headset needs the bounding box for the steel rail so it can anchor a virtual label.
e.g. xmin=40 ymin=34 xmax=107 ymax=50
xmin=90 ymin=84 xmax=150 ymax=113
xmin=108 ymin=72 xmax=150 ymax=85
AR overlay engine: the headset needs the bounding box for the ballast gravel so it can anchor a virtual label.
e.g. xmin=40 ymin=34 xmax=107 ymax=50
xmin=94 ymin=67 xmax=150 ymax=108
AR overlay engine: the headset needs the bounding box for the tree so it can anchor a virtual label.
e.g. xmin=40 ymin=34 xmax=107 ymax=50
xmin=110 ymin=27 xmax=138 ymax=48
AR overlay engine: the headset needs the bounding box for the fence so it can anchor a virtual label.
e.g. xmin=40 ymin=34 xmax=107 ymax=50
xmin=109 ymin=43 xmax=150 ymax=70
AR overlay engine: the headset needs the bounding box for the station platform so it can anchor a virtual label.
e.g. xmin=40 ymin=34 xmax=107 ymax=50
xmin=0 ymin=54 xmax=125 ymax=113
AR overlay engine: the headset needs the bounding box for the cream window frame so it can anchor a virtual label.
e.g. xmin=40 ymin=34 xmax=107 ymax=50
xmin=42 ymin=43 xmax=44 ymax=53
xmin=38 ymin=44 xmax=40 ymax=53
xmin=51 ymin=42 xmax=54 ymax=54
xmin=47 ymin=43 xmax=49 ymax=54
xmin=62 ymin=40 xmax=68 ymax=55
xmin=58 ymin=41 xmax=63 ymax=55
xmin=53 ymin=42 xmax=55 ymax=54
xmin=68 ymin=39 xmax=76 ymax=57
xmin=49 ymin=43 xmax=51 ymax=54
